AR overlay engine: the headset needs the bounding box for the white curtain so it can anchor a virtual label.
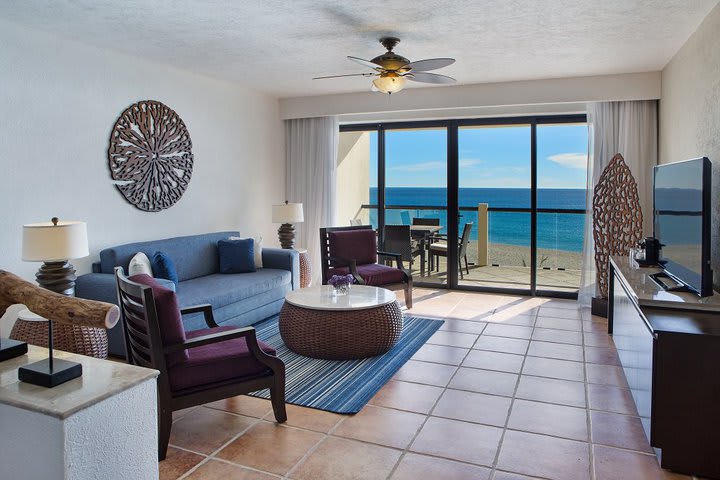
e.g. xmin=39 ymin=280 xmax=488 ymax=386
xmin=285 ymin=116 xmax=339 ymax=285
xmin=578 ymin=100 xmax=658 ymax=307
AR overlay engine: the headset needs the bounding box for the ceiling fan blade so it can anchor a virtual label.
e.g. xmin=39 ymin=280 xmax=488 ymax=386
xmin=313 ymin=73 xmax=376 ymax=80
xmin=405 ymin=58 xmax=455 ymax=72
xmin=347 ymin=56 xmax=382 ymax=70
xmin=407 ymin=72 xmax=456 ymax=84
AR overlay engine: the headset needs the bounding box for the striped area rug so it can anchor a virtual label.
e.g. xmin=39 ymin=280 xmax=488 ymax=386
xmin=249 ymin=316 xmax=444 ymax=414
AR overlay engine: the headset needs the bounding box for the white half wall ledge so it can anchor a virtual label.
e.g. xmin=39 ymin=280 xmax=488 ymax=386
xmin=279 ymin=71 xmax=662 ymax=120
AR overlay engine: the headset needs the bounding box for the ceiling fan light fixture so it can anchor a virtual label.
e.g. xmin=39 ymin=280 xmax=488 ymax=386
xmin=373 ymin=73 xmax=406 ymax=94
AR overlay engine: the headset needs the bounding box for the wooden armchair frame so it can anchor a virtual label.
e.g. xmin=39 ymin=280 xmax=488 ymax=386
xmin=319 ymin=225 xmax=413 ymax=308
xmin=114 ymin=267 xmax=286 ymax=460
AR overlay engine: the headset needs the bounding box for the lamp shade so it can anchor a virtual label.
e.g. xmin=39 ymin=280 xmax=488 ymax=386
xmin=272 ymin=203 xmax=304 ymax=223
xmin=22 ymin=220 xmax=89 ymax=262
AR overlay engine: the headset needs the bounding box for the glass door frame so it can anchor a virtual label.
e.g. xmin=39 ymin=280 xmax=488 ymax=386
xmin=339 ymin=114 xmax=587 ymax=299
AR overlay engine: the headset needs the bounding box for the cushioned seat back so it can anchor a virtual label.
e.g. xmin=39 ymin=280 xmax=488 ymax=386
xmin=126 ymin=274 xmax=189 ymax=367
xmin=100 ymin=231 xmax=239 ymax=281
xmin=328 ymin=229 xmax=377 ymax=266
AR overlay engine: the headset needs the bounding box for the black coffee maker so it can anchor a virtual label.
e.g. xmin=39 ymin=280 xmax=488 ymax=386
xmin=638 ymin=237 xmax=662 ymax=266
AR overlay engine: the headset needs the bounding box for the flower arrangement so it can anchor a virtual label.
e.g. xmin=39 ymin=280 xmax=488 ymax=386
xmin=328 ymin=274 xmax=354 ymax=295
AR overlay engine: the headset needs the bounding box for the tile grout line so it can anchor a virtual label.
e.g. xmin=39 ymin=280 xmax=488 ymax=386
xmin=487 ymin=304 xmax=540 ymax=479
xmin=175 ymin=414 xmax=264 ymax=480
xmin=384 ymin=296 xmax=495 ymax=480
xmin=582 ymin=307 xmax=596 ymax=480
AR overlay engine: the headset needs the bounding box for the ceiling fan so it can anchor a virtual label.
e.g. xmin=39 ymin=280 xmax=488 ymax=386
xmin=313 ymin=37 xmax=456 ymax=94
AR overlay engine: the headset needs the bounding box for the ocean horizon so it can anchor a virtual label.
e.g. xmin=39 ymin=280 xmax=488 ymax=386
xmin=368 ymin=187 xmax=587 ymax=252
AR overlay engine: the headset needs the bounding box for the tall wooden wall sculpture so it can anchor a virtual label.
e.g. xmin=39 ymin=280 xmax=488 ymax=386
xmin=592 ymin=153 xmax=643 ymax=298
xmin=108 ymin=100 xmax=194 ymax=212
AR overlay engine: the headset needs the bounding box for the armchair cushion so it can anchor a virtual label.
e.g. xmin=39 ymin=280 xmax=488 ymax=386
xmin=328 ymin=229 xmax=377 ymax=266
xmin=129 ymin=274 xmax=188 ymax=366
xmin=168 ymin=326 xmax=276 ymax=392
xmin=328 ymin=263 xmax=406 ymax=286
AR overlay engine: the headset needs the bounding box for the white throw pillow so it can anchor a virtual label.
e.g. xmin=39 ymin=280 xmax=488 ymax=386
xmin=228 ymin=236 xmax=263 ymax=268
xmin=128 ymin=252 xmax=153 ymax=276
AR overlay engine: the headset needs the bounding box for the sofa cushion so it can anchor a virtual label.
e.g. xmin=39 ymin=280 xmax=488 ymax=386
xmin=218 ymin=239 xmax=256 ymax=274
xmin=328 ymin=229 xmax=377 ymax=266
xmin=176 ymin=269 xmax=291 ymax=310
xmin=168 ymin=326 xmax=275 ymax=392
xmin=152 ymin=251 xmax=179 ymax=286
xmin=128 ymin=274 xmax=188 ymax=366
xmin=328 ymin=263 xmax=405 ymax=286
xmin=229 ymin=235 xmax=264 ymax=268
xmin=99 ymin=231 xmax=239 ymax=281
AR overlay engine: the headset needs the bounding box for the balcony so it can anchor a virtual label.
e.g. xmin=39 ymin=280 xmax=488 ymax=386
xmin=357 ymin=204 xmax=584 ymax=293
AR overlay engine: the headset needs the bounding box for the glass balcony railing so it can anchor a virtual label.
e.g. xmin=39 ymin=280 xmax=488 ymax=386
xmin=353 ymin=204 xmax=585 ymax=292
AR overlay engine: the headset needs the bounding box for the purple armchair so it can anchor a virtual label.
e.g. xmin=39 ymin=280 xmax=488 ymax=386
xmin=320 ymin=225 xmax=413 ymax=308
xmin=114 ymin=267 xmax=286 ymax=460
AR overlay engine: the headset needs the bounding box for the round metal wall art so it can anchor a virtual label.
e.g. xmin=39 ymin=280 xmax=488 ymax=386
xmin=108 ymin=100 xmax=194 ymax=212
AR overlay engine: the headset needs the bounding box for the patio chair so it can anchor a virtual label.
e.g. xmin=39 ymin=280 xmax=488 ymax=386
xmin=429 ymin=222 xmax=474 ymax=279
xmin=383 ymin=224 xmax=426 ymax=276
xmin=114 ymin=267 xmax=286 ymax=461
xmin=320 ymin=225 xmax=413 ymax=308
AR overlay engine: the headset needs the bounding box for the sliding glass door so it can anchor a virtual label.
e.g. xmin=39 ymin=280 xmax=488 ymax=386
xmin=385 ymin=127 xmax=447 ymax=282
xmin=535 ymin=122 xmax=588 ymax=293
xmin=458 ymin=124 xmax=532 ymax=290
xmin=338 ymin=115 xmax=587 ymax=297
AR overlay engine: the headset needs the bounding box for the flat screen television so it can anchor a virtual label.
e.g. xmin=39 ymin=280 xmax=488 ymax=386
xmin=653 ymin=157 xmax=713 ymax=297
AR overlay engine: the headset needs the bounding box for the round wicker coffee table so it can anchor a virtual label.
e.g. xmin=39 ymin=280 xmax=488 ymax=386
xmin=279 ymin=285 xmax=403 ymax=360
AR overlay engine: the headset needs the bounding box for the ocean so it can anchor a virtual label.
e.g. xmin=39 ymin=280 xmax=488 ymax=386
xmin=369 ymin=187 xmax=587 ymax=252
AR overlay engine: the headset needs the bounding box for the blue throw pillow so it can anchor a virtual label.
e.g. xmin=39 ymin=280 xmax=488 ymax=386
xmin=218 ymin=238 xmax=256 ymax=274
xmin=152 ymin=251 xmax=179 ymax=287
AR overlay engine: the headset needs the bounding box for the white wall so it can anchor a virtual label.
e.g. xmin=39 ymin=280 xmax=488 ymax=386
xmin=660 ymin=1 xmax=720 ymax=285
xmin=0 ymin=20 xmax=284 ymax=281
xmin=336 ymin=132 xmax=371 ymax=226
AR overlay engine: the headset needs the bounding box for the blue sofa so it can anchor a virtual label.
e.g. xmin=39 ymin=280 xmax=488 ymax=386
xmin=76 ymin=231 xmax=299 ymax=357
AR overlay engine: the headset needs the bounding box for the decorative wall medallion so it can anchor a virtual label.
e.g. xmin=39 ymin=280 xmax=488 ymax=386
xmin=108 ymin=100 xmax=193 ymax=212
xmin=592 ymin=153 xmax=643 ymax=298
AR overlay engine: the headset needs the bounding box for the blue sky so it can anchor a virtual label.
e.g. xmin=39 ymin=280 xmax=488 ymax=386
xmin=368 ymin=123 xmax=588 ymax=189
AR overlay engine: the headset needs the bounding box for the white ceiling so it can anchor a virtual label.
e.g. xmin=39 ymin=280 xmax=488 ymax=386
xmin=1 ymin=0 xmax=717 ymax=98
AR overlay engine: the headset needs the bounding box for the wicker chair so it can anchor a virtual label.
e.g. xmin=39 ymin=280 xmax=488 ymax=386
xmin=383 ymin=224 xmax=426 ymax=276
xmin=320 ymin=225 xmax=413 ymax=309
xmin=114 ymin=267 xmax=286 ymax=460
xmin=429 ymin=222 xmax=474 ymax=279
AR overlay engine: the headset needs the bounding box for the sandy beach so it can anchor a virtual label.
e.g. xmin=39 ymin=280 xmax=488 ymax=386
xmin=466 ymin=241 xmax=582 ymax=270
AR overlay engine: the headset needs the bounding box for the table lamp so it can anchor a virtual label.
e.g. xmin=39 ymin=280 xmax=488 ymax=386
xmin=272 ymin=201 xmax=304 ymax=249
xmin=19 ymin=217 xmax=89 ymax=387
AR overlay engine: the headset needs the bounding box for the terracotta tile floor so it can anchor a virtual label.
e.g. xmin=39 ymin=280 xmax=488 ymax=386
xmin=161 ymin=288 xmax=699 ymax=480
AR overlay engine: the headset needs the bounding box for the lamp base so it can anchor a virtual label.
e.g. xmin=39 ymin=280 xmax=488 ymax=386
xmin=278 ymin=223 xmax=296 ymax=249
xmin=18 ymin=358 xmax=82 ymax=388
xmin=36 ymin=261 xmax=76 ymax=296
xmin=0 ymin=338 xmax=28 ymax=362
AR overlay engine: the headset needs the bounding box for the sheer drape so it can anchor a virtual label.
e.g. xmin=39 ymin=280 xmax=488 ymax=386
xmin=578 ymin=101 xmax=658 ymax=307
xmin=285 ymin=116 xmax=338 ymax=285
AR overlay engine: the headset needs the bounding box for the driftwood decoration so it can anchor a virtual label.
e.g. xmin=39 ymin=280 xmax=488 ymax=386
xmin=592 ymin=154 xmax=643 ymax=298
xmin=108 ymin=100 xmax=194 ymax=212
xmin=0 ymin=270 xmax=119 ymax=329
